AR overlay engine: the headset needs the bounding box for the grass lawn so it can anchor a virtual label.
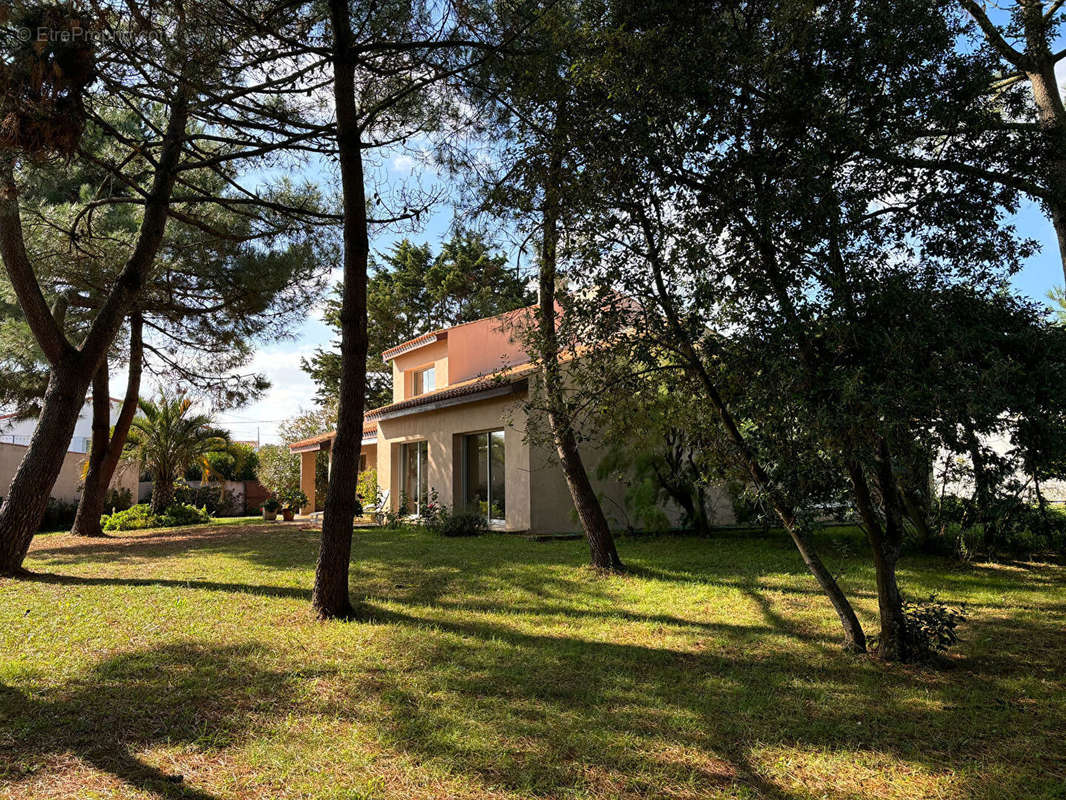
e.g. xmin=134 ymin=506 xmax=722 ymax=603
xmin=1 ymin=524 xmax=1063 ymax=800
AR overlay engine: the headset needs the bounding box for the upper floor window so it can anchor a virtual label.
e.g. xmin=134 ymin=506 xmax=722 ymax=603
xmin=411 ymin=366 xmax=435 ymax=397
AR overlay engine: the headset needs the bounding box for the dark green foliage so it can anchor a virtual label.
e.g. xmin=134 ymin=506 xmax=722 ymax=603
xmin=171 ymin=485 xmax=241 ymax=517
xmin=186 ymin=444 xmax=259 ymax=482
xmin=933 ymin=496 xmax=1066 ymax=560
xmin=889 ymin=595 xmax=967 ymax=659
xmin=103 ymin=487 xmax=134 ymax=514
xmin=302 ymin=233 xmax=532 ymax=409
xmin=40 ymin=497 xmax=78 ymax=531
xmin=102 ymin=503 xmax=211 ymax=532
xmin=427 ymin=510 xmax=488 ymax=537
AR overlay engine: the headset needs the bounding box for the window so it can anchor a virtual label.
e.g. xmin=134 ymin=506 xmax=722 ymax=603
xmin=401 ymin=440 xmax=429 ymax=513
xmin=411 ymin=366 xmax=435 ymax=397
xmin=463 ymin=430 xmax=505 ymax=522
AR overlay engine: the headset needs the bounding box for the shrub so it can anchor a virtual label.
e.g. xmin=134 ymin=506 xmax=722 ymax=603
xmin=427 ymin=509 xmax=488 ymax=537
xmin=932 ymin=494 xmax=1066 ymax=560
xmin=357 ymin=468 xmax=379 ymax=511
xmin=157 ymin=503 xmax=211 ymax=527
xmin=102 ymin=502 xmax=211 ymax=531
xmin=41 ymin=497 xmax=78 ymax=530
xmin=262 ymin=497 xmax=280 ymax=513
xmin=102 ymin=504 xmax=158 ymax=531
xmin=277 ymin=487 xmax=307 ymax=511
xmin=103 ymin=487 xmax=134 ymax=513
xmin=256 ymin=444 xmax=300 ymax=497
xmin=870 ymin=594 xmax=967 ymax=659
xmin=173 ymin=484 xmax=240 ymax=516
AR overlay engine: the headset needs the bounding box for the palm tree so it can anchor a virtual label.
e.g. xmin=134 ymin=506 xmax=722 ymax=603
xmin=124 ymin=392 xmax=231 ymax=514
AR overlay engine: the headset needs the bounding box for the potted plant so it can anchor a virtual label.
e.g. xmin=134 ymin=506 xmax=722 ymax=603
xmin=262 ymin=497 xmax=280 ymax=521
xmin=278 ymin=488 xmax=307 ymax=521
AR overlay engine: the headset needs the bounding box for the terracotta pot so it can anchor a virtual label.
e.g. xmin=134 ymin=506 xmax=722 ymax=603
xmin=262 ymin=509 xmax=277 ymax=521
xmin=281 ymin=508 xmax=295 ymax=521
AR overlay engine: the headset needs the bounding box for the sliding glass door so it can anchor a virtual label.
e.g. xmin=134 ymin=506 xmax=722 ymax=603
xmin=463 ymin=430 xmax=505 ymax=522
xmin=401 ymin=440 xmax=429 ymax=513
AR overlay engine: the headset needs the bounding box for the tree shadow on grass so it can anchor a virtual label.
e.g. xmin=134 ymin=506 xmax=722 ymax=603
xmin=0 ymin=643 xmax=300 ymax=799
xmin=11 ymin=527 xmax=1066 ymax=798
xmin=20 ymin=571 xmax=311 ymax=601
xmin=333 ymin=591 xmax=1066 ymax=800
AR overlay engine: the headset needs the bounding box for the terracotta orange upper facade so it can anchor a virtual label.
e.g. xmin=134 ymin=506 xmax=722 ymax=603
xmin=386 ymin=307 xmax=535 ymax=405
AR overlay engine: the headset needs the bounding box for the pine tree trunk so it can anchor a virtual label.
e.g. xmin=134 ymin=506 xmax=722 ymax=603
xmin=537 ymin=136 xmax=622 ymax=573
xmin=72 ymin=315 xmax=143 ymax=537
xmin=1019 ymin=0 xmax=1066 ymax=278
xmin=0 ymin=90 xmax=187 ymax=575
xmin=72 ymin=366 xmax=112 ymax=537
xmin=313 ymin=0 xmax=368 ymax=620
xmin=0 ymin=362 xmax=91 ymax=575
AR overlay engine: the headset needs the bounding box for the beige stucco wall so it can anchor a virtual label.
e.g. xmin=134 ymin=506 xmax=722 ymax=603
xmin=0 ymin=442 xmax=139 ymax=504
xmin=528 ymin=430 xmax=736 ymax=533
xmin=299 ymin=449 xmax=317 ymax=513
xmin=377 ymin=392 xmax=532 ymax=531
xmin=372 ymin=386 xmax=735 ymax=534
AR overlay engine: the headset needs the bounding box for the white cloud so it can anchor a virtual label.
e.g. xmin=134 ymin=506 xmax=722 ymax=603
xmin=392 ymin=155 xmax=415 ymax=173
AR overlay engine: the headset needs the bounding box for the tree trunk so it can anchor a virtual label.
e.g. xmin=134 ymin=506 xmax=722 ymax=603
xmin=537 ymin=136 xmax=622 ymax=572
xmin=847 ymin=449 xmax=910 ymax=662
xmin=1017 ymin=0 xmax=1066 ymax=277
xmin=0 ymin=90 xmax=188 ymax=574
xmin=73 ymin=365 xmax=112 ymax=536
xmin=0 ymin=361 xmax=91 ymax=575
xmin=312 ymin=0 xmax=368 ymax=620
xmin=72 ymin=315 xmax=144 ymax=537
xmin=1048 ymin=201 xmax=1066 ymax=285
xmin=899 ymin=486 xmax=933 ymax=551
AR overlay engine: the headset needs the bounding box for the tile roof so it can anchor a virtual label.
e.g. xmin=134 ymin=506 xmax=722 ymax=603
xmin=287 ymin=420 xmax=378 ymax=451
xmin=286 ymin=363 xmax=535 ymax=452
xmin=380 ymin=330 xmax=446 ymax=361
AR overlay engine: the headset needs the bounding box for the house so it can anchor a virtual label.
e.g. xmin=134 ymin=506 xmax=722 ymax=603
xmin=289 ymin=307 xmax=736 ymax=532
xmin=0 ymin=396 xmax=124 ymax=453
xmin=0 ymin=396 xmax=138 ymax=503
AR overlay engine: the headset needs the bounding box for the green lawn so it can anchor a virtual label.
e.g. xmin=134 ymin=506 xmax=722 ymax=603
xmin=1 ymin=524 xmax=1063 ymax=800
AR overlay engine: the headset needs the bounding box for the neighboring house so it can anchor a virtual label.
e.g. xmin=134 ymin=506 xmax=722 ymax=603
xmin=0 ymin=396 xmax=138 ymax=503
xmin=289 ymin=307 xmax=735 ymax=533
xmin=0 ymin=396 xmax=123 ymax=454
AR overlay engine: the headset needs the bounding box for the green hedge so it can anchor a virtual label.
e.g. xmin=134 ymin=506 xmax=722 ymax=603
xmin=102 ymin=503 xmax=211 ymax=532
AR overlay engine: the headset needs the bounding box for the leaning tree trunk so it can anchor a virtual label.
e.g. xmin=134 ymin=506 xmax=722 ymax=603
xmin=640 ymin=213 xmax=866 ymax=651
xmin=72 ymin=314 xmax=143 ymax=537
xmin=72 ymin=365 xmax=113 ymax=536
xmin=0 ymin=361 xmax=92 ymax=575
xmin=312 ymin=0 xmax=369 ymax=620
xmin=537 ymin=133 xmax=622 ymax=572
xmin=0 ymin=91 xmax=188 ymax=574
